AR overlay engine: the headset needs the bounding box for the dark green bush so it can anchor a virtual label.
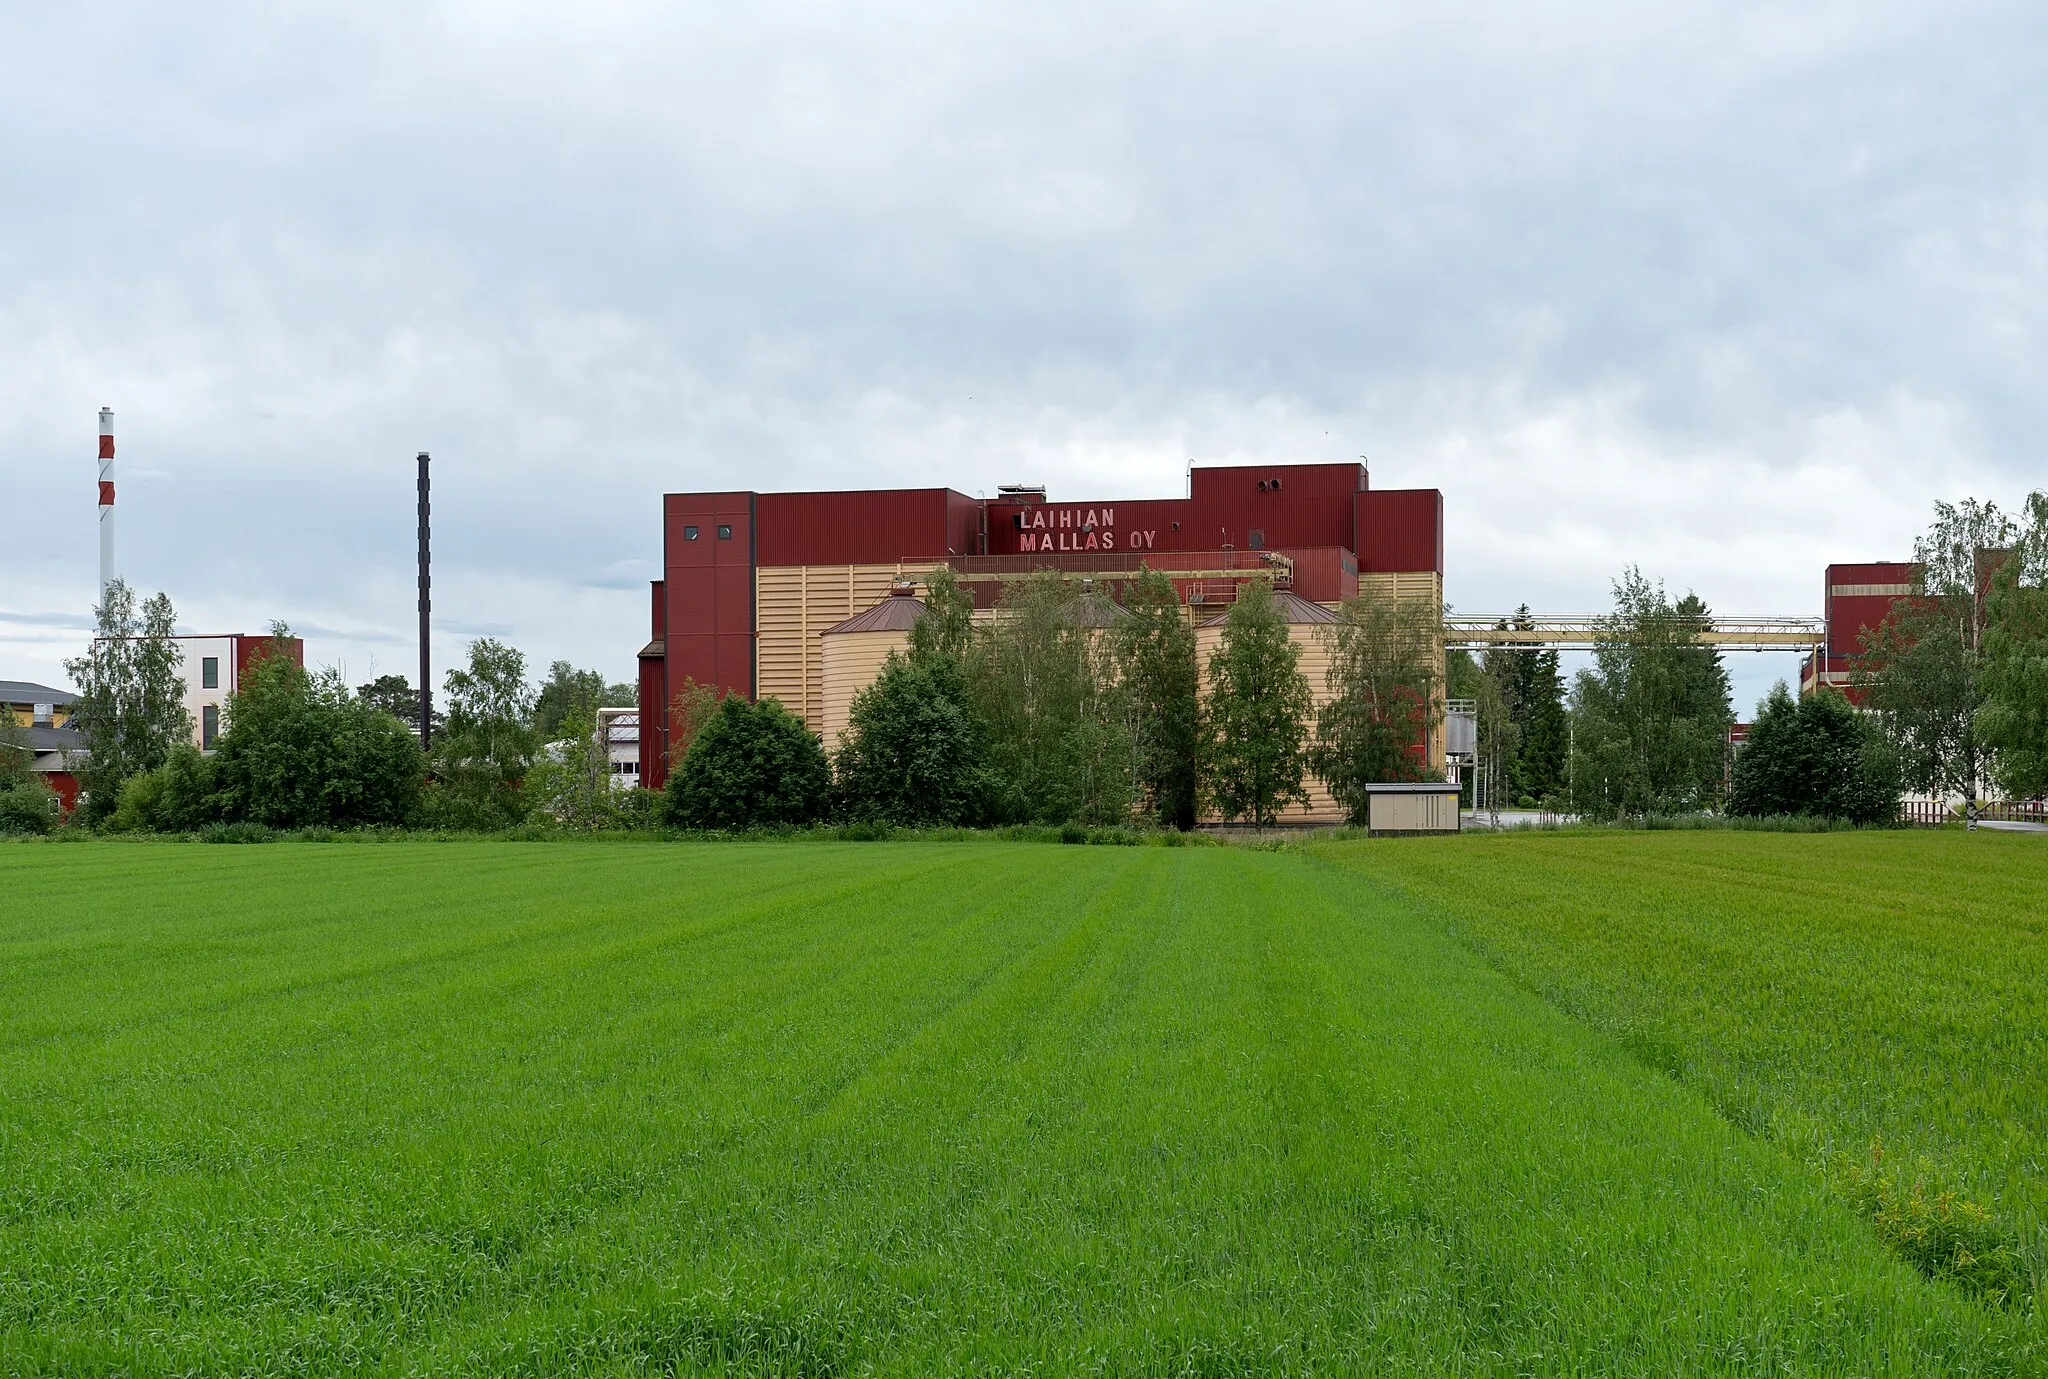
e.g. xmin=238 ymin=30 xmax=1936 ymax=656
xmin=662 ymin=697 xmax=831 ymax=831
xmin=212 ymin=649 xmax=425 ymax=829
xmin=834 ymin=657 xmax=1000 ymax=827
xmin=0 ymin=777 xmax=59 ymax=834
xmin=113 ymin=743 xmax=222 ymax=832
xmin=1730 ymin=685 xmax=1898 ymax=825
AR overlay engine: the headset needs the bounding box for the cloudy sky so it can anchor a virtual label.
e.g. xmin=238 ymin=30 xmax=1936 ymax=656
xmin=4 ymin=0 xmax=2042 ymax=713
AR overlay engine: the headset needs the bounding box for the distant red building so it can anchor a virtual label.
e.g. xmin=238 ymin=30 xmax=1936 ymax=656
xmin=1802 ymin=561 xmax=1919 ymax=702
xmin=638 ymin=463 xmax=1444 ymax=789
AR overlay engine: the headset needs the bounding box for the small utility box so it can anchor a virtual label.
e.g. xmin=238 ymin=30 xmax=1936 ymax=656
xmin=1365 ymin=782 xmax=1462 ymax=836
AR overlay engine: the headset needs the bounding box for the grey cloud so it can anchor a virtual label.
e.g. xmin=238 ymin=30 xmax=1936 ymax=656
xmin=1 ymin=0 xmax=2041 ymax=717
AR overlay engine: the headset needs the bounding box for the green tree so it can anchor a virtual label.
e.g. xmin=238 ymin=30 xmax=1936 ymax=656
xmin=970 ymin=571 xmax=1133 ymax=825
xmin=664 ymin=677 xmax=727 ymax=775
xmin=910 ymin=567 xmax=978 ymax=666
xmin=834 ymin=655 xmax=994 ymax=826
xmin=111 ymin=742 xmax=223 ymax=832
xmin=1115 ymin=567 xmax=1201 ymax=829
xmin=210 ymin=630 xmax=425 ymax=828
xmin=1470 ymin=633 xmax=1520 ymax=818
xmin=357 ymin=673 xmax=442 ymax=739
xmin=1728 ymin=683 xmax=1898 ymax=823
xmin=662 ymin=696 xmax=831 ymax=830
xmin=1568 ymin=570 xmax=1733 ymax=818
xmin=1857 ymin=498 xmax=2014 ymax=801
xmin=1311 ymin=593 xmax=1442 ymax=823
xmin=427 ymin=639 xmax=539 ymax=828
xmin=1203 ymin=580 xmax=1312 ymax=826
xmin=63 ymin=579 xmax=190 ymax=822
xmin=1501 ymin=607 xmax=1569 ymax=802
xmin=533 ymin=661 xmax=631 ymax=740
xmin=526 ymin=704 xmax=622 ymax=830
xmin=1976 ymin=491 xmax=2048 ymax=799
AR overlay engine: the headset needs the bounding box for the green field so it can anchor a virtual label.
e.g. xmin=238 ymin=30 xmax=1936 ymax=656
xmin=0 ymin=835 xmax=2039 ymax=1374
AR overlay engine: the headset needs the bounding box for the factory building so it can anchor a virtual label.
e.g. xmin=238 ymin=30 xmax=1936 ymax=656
xmin=638 ymin=462 xmax=1445 ymax=797
xmin=1802 ymin=562 xmax=1918 ymax=701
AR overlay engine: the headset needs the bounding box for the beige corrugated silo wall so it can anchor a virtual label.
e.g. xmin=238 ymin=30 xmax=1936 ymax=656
xmin=1196 ymin=620 xmax=1344 ymax=825
xmin=820 ymin=628 xmax=912 ymax=750
xmin=1324 ymin=569 xmax=1448 ymax=773
xmin=756 ymin=562 xmax=941 ymax=733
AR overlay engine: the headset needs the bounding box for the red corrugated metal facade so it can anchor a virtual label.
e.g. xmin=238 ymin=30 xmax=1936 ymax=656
xmin=231 ymin=635 xmax=304 ymax=683
xmin=638 ymin=463 xmax=1446 ymax=788
xmin=1805 ymin=560 xmax=1920 ymax=700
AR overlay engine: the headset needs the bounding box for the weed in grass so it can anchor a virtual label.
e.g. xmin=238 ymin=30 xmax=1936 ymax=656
xmin=1834 ymin=1139 xmax=2029 ymax=1307
xmin=199 ymin=820 xmax=276 ymax=844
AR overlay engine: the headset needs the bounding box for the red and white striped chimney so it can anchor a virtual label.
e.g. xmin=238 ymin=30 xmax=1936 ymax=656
xmin=97 ymin=407 xmax=115 ymax=596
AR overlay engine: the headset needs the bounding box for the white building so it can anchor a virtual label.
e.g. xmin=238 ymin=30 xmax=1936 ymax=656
xmin=598 ymin=707 xmax=640 ymax=785
xmin=166 ymin=634 xmax=303 ymax=750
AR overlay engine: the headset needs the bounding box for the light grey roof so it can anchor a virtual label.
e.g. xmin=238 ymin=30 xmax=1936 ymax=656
xmin=1363 ymin=781 xmax=1459 ymax=793
xmin=0 ymin=680 xmax=77 ymax=705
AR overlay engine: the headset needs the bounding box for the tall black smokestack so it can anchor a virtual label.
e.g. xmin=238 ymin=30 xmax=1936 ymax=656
xmin=417 ymin=452 xmax=431 ymax=752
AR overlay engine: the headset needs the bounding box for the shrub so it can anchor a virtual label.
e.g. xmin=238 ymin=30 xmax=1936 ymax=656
xmin=113 ymin=743 xmax=223 ymax=833
xmin=200 ymin=821 xmax=277 ymax=844
xmin=110 ymin=767 xmax=168 ymax=832
xmin=834 ymin=656 xmax=998 ymax=827
xmin=0 ymin=776 xmax=59 ymax=835
xmin=212 ymin=644 xmax=426 ymax=829
xmin=1730 ymin=685 xmax=1899 ymax=825
xmin=662 ymin=697 xmax=831 ymax=831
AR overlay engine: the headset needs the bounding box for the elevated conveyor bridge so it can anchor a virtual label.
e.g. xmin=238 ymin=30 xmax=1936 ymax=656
xmin=1445 ymin=615 xmax=1824 ymax=652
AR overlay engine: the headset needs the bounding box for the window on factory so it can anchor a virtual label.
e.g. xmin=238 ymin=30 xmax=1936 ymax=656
xmin=684 ymin=525 xmax=699 ymax=540
xmin=202 ymin=656 xmax=218 ymax=689
xmin=718 ymin=525 xmax=733 ymax=540
xmin=202 ymin=703 xmax=219 ymax=750
xmin=1248 ymin=529 xmax=1265 ymax=550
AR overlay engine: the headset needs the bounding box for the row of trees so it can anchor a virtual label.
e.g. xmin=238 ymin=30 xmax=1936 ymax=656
xmin=51 ymin=578 xmax=639 ymax=833
xmin=52 ymin=487 xmax=2048 ymax=836
xmin=1858 ymin=493 xmax=2048 ymax=804
xmin=1451 ymin=571 xmax=1737 ymax=819
xmin=1454 ymin=490 xmax=2048 ymax=823
xmin=663 ymin=569 xmax=1444 ymax=830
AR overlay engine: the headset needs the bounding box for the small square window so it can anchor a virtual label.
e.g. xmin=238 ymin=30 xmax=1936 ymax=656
xmin=684 ymin=525 xmax=700 ymax=541
xmin=202 ymin=703 xmax=219 ymax=749
xmin=717 ymin=524 xmax=733 ymax=540
xmin=201 ymin=656 xmax=219 ymax=689
xmin=1248 ymin=528 xmax=1265 ymax=550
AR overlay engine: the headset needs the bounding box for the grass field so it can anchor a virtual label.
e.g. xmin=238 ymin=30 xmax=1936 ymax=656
xmin=1311 ymin=829 xmax=2048 ymax=1308
xmin=0 ymin=835 xmax=2038 ymax=1374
